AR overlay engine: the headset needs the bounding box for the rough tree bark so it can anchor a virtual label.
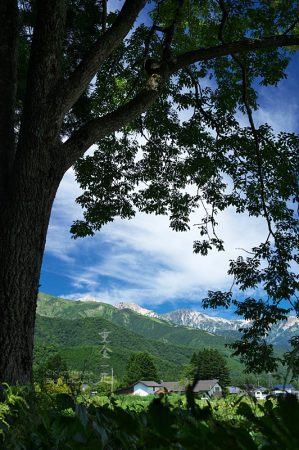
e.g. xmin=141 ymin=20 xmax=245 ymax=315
xmin=0 ymin=0 xmax=148 ymax=384
xmin=0 ymin=0 xmax=68 ymax=384
xmin=0 ymin=168 xmax=62 ymax=383
xmin=0 ymin=0 xmax=18 ymax=201
xmin=0 ymin=0 xmax=298 ymax=384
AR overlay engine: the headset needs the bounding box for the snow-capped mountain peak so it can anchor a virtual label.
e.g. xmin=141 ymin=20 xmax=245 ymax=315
xmin=161 ymin=308 xmax=246 ymax=333
xmin=114 ymin=303 xmax=298 ymax=346
xmin=115 ymin=302 xmax=159 ymax=318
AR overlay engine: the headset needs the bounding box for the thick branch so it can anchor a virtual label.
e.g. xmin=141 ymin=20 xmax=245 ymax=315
xmin=161 ymin=0 xmax=185 ymax=61
xmin=24 ymin=0 xmax=67 ymax=103
xmin=62 ymin=74 xmax=165 ymax=169
xmin=57 ymin=0 xmax=147 ymax=114
xmin=62 ymin=32 xmax=299 ymax=171
xmin=101 ymin=0 xmax=107 ymax=32
xmin=171 ymin=34 xmax=299 ymax=71
xmin=0 ymin=0 xmax=18 ymax=203
xmin=16 ymin=0 xmax=68 ymax=172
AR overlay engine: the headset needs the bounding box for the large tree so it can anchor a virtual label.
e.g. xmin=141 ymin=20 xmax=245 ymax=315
xmin=184 ymin=349 xmax=231 ymax=387
xmin=125 ymin=352 xmax=158 ymax=385
xmin=0 ymin=0 xmax=298 ymax=383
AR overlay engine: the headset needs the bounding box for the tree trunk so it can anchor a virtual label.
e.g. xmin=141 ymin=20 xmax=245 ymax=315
xmin=0 ymin=0 xmax=18 ymax=201
xmin=0 ymin=157 xmax=62 ymax=384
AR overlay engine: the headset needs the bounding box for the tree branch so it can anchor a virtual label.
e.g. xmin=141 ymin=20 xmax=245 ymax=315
xmin=57 ymin=0 xmax=147 ymax=115
xmin=24 ymin=0 xmax=67 ymax=103
xmin=62 ymin=74 xmax=166 ymax=170
xmin=62 ymin=31 xmax=299 ymax=170
xmin=171 ymin=34 xmax=299 ymax=71
xmin=101 ymin=0 xmax=107 ymax=32
xmin=216 ymin=0 xmax=288 ymax=282
xmin=161 ymin=0 xmax=185 ymax=61
xmin=217 ymin=1 xmax=277 ymax=241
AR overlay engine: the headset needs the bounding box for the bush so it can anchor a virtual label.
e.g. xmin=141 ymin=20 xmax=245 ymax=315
xmin=0 ymin=384 xmax=298 ymax=449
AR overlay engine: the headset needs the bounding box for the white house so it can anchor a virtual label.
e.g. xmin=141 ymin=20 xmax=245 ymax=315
xmin=132 ymin=379 xmax=223 ymax=397
xmin=133 ymin=380 xmax=162 ymax=396
xmin=250 ymin=388 xmax=269 ymax=400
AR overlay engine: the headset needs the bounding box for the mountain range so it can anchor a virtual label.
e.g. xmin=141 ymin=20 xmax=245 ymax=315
xmin=34 ymin=293 xmax=298 ymax=384
xmin=35 ymin=293 xmax=241 ymax=383
xmin=116 ymin=302 xmax=299 ymax=347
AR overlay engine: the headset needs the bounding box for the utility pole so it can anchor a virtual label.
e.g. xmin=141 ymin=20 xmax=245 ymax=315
xmin=268 ymin=372 xmax=272 ymax=389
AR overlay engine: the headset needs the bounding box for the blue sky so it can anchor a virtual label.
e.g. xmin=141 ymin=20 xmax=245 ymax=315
xmin=40 ymin=18 xmax=299 ymax=317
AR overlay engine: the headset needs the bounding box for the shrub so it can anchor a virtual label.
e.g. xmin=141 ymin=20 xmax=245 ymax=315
xmin=0 ymin=384 xmax=298 ymax=449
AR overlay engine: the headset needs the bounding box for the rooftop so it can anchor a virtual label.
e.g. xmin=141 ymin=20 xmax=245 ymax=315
xmin=161 ymin=381 xmax=185 ymax=392
xmin=193 ymin=379 xmax=219 ymax=393
xmin=138 ymin=380 xmax=162 ymax=388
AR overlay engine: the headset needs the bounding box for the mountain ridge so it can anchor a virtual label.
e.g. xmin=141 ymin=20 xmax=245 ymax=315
xmin=35 ymin=293 xmax=245 ymax=382
xmin=113 ymin=300 xmax=299 ymax=347
xmin=37 ymin=293 xmax=299 ymax=347
xmin=34 ymin=293 xmax=294 ymax=383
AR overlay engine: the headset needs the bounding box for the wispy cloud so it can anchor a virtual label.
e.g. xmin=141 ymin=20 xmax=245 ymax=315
xmin=46 ymin=167 xmax=267 ymax=307
xmin=43 ymin=64 xmax=298 ymax=312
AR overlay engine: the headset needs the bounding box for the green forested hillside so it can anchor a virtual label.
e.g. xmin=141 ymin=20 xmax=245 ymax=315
xmin=34 ymin=314 xmax=196 ymax=379
xmin=34 ymin=294 xmax=248 ymax=383
xmin=37 ymin=293 xmax=228 ymax=349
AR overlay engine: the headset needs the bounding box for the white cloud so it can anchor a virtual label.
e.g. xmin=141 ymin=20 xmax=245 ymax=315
xmin=255 ymin=90 xmax=299 ymax=134
xmin=46 ymin=165 xmax=268 ymax=306
xmin=44 ymin=65 xmax=298 ymax=310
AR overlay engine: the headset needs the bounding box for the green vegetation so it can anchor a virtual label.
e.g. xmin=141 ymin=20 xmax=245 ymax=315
xmin=1 ymin=384 xmax=299 ymax=449
xmin=34 ymin=313 xmax=195 ymax=381
xmin=125 ymin=352 xmax=158 ymax=385
xmin=35 ymin=353 xmax=69 ymax=384
xmin=37 ymin=293 xmax=228 ymax=349
xmin=185 ymin=349 xmax=231 ymax=387
xmin=34 ymin=294 xmax=247 ymax=383
xmin=33 ymin=294 xmax=292 ymax=386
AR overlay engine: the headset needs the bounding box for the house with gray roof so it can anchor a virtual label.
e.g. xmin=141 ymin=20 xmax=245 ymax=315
xmin=131 ymin=379 xmax=222 ymax=397
xmin=193 ymin=379 xmax=222 ymax=398
xmin=161 ymin=381 xmax=185 ymax=393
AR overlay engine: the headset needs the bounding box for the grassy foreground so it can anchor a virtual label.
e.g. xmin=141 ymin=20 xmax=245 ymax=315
xmin=1 ymin=383 xmax=299 ymax=449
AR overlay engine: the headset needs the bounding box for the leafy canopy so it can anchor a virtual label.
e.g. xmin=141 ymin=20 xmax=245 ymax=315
xmin=18 ymin=1 xmax=299 ymax=374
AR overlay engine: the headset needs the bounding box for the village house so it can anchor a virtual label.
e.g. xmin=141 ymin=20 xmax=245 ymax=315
xmin=272 ymin=384 xmax=295 ymax=394
xmin=193 ymin=379 xmax=222 ymax=398
xmin=133 ymin=380 xmax=162 ymax=396
xmin=130 ymin=379 xmax=222 ymax=398
xmin=250 ymin=387 xmax=269 ymax=400
xmin=160 ymin=381 xmax=186 ymax=394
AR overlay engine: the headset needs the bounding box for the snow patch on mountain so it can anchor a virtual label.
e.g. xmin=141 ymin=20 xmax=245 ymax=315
xmin=114 ymin=302 xmax=298 ymax=346
xmin=161 ymin=309 xmax=247 ymax=333
xmin=115 ymin=302 xmax=160 ymax=318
